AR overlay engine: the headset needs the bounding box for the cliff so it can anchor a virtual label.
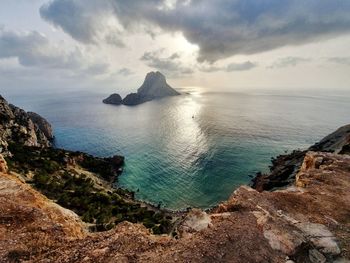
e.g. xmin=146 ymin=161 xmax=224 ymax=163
xmin=0 ymin=95 xmax=52 ymax=155
xmin=0 ymin=95 xmax=174 ymax=254
xmin=0 ymin=162 xmax=86 ymax=261
xmin=252 ymin=124 xmax=350 ymax=191
xmin=103 ymin=71 xmax=180 ymax=106
xmin=27 ymin=111 xmax=54 ymax=140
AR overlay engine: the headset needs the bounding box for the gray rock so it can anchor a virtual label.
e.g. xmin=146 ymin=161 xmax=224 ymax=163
xmin=137 ymin=71 xmax=180 ymax=100
xmin=28 ymin=112 xmax=54 ymax=140
xmin=0 ymin=95 xmax=53 ymax=154
xmin=103 ymin=93 xmax=122 ymax=105
xmin=309 ymin=123 xmax=350 ymax=153
xmin=104 ymin=72 xmax=180 ymax=107
xmin=122 ymin=93 xmax=141 ymax=106
xmin=309 ymin=249 xmax=326 ymax=263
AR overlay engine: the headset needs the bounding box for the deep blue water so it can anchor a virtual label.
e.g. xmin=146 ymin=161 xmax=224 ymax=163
xmin=4 ymin=88 xmax=350 ymax=210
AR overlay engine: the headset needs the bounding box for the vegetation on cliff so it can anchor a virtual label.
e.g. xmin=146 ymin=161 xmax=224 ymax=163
xmin=5 ymin=143 xmax=172 ymax=234
xmin=1 ymin=94 xmax=173 ymax=234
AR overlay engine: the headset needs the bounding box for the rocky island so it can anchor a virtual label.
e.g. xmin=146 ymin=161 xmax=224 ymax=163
xmin=102 ymin=93 xmax=122 ymax=105
xmin=1 ymin=94 xmax=350 ymax=262
xmin=103 ymin=71 xmax=180 ymax=106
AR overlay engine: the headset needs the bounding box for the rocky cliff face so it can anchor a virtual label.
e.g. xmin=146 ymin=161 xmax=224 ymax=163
xmin=0 ymin=154 xmax=7 ymax=173
xmin=103 ymin=71 xmax=180 ymax=106
xmin=0 ymin=95 xmax=52 ymax=155
xmin=27 ymin=111 xmax=54 ymax=140
xmin=252 ymin=124 xmax=350 ymax=191
xmin=137 ymin=71 xmax=180 ymax=99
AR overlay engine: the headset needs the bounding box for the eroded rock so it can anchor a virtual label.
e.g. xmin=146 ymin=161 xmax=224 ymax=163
xmin=0 ymin=95 xmax=52 ymax=154
xmin=0 ymin=154 xmax=7 ymax=173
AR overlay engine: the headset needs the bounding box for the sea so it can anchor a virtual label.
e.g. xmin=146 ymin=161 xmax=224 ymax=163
xmin=3 ymin=87 xmax=350 ymax=210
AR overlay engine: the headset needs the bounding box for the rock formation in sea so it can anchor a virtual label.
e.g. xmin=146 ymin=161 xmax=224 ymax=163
xmin=103 ymin=71 xmax=180 ymax=106
xmin=102 ymin=93 xmax=122 ymax=105
xmin=122 ymin=93 xmax=141 ymax=106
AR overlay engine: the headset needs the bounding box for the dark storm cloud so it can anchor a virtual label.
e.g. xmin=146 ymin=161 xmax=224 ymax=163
xmin=40 ymin=0 xmax=125 ymax=47
xmin=40 ymin=0 xmax=108 ymax=43
xmin=40 ymin=0 xmax=350 ymax=62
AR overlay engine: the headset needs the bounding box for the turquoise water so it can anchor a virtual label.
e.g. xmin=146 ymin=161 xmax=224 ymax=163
xmin=4 ymin=88 xmax=350 ymax=210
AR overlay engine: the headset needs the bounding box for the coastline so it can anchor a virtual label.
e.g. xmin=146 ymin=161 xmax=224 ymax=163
xmin=1 ymin=93 xmax=350 ymax=261
xmin=251 ymin=123 xmax=350 ymax=192
xmin=1 ymin=95 xmax=175 ymax=234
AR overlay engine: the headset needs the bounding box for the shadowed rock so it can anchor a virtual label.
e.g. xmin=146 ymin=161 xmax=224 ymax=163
xmin=102 ymin=93 xmax=122 ymax=105
xmin=136 ymin=71 xmax=180 ymax=100
xmin=27 ymin=112 xmax=54 ymax=140
xmin=122 ymin=93 xmax=141 ymax=106
xmin=252 ymin=124 xmax=350 ymax=191
xmin=104 ymin=72 xmax=180 ymax=106
xmin=0 ymin=95 xmax=52 ymax=154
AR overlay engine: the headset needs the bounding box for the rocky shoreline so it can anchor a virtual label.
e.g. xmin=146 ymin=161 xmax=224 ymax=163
xmin=251 ymin=124 xmax=350 ymax=192
xmin=0 ymin=95 xmax=175 ymax=235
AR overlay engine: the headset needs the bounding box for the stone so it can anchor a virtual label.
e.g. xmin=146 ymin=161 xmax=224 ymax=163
xmin=122 ymin=93 xmax=141 ymax=106
xmin=105 ymin=71 xmax=180 ymax=106
xmin=181 ymin=209 xmax=212 ymax=233
xmin=252 ymin=123 xmax=350 ymax=191
xmin=103 ymin=93 xmax=123 ymax=105
xmin=309 ymin=249 xmax=326 ymax=263
xmin=27 ymin=111 xmax=54 ymax=140
xmin=137 ymin=71 xmax=180 ymax=99
xmin=0 ymin=95 xmax=52 ymax=154
xmin=0 ymin=154 xmax=7 ymax=173
xmin=297 ymin=222 xmax=341 ymax=256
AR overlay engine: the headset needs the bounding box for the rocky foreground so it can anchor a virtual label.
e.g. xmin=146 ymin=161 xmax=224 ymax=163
xmin=1 ymin=149 xmax=349 ymax=262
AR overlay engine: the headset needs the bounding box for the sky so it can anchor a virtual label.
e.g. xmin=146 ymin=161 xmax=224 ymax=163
xmin=0 ymin=0 xmax=350 ymax=95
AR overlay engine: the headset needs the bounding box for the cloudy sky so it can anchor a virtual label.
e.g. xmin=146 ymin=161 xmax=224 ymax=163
xmin=1 ymin=0 xmax=350 ymax=95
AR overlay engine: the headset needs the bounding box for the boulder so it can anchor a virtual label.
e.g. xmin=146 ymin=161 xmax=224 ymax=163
xmin=122 ymin=93 xmax=141 ymax=106
xmin=0 ymin=154 xmax=7 ymax=173
xmin=102 ymin=93 xmax=123 ymax=105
